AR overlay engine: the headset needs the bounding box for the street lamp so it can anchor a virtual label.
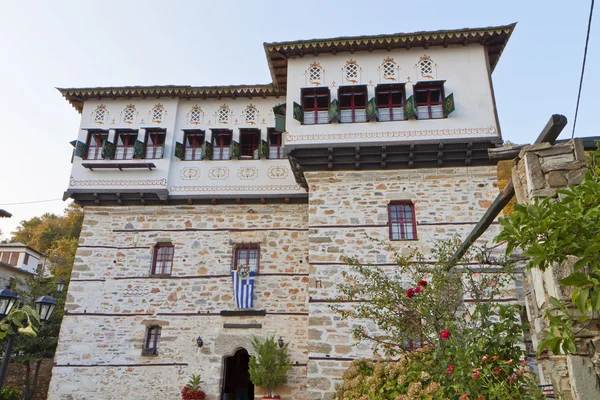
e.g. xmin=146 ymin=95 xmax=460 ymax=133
xmin=35 ymin=294 xmax=57 ymax=322
xmin=278 ymin=336 xmax=284 ymax=349
xmin=0 ymin=286 xmax=18 ymax=318
xmin=56 ymin=279 xmax=66 ymax=294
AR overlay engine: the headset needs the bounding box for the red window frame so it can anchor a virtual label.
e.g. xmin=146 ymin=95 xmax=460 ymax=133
xmin=115 ymin=130 xmax=138 ymax=160
xmin=144 ymin=325 xmax=161 ymax=354
xmin=301 ymin=87 xmax=330 ymax=125
xmin=388 ymin=202 xmax=417 ymax=241
xmin=376 ymin=84 xmax=405 ymax=121
xmin=338 ymin=85 xmax=368 ymax=123
xmin=233 ymin=245 xmax=260 ymax=274
xmin=145 ymin=130 xmax=166 ymax=159
xmin=267 ymin=128 xmax=284 ymax=159
xmin=86 ymin=130 xmax=108 ymax=160
xmin=183 ymin=130 xmax=205 ymax=161
xmin=151 ymin=243 xmax=174 ymax=276
xmin=239 ymin=129 xmax=260 ymax=159
xmin=211 ymin=130 xmax=232 ymax=160
xmin=414 ymin=83 xmax=445 ymax=120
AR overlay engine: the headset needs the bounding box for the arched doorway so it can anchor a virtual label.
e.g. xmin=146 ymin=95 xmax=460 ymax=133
xmin=221 ymin=348 xmax=254 ymax=400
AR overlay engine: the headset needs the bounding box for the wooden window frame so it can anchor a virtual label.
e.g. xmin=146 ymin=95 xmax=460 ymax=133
xmin=85 ymin=130 xmax=108 ymax=160
xmin=151 ymin=243 xmax=174 ymax=276
xmin=388 ymin=202 xmax=417 ymax=241
xmin=114 ymin=130 xmax=138 ymax=160
xmin=338 ymin=85 xmax=368 ymax=123
xmin=183 ymin=130 xmax=205 ymax=161
xmin=23 ymin=253 xmax=29 ymax=265
xmin=239 ymin=129 xmax=260 ymax=159
xmin=144 ymin=129 xmax=166 ymax=159
xmin=267 ymin=128 xmax=284 ymax=159
xmin=301 ymin=87 xmax=330 ymax=125
xmin=143 ymin=325 xmax=161 ymax=355
xmin=211 ymin=129 xmax=232 ymax=160
xmin=376 ymin=84 xmax=405 ymax=121
xmin=414 ymin=82 xmax=445 ymax=120
xmin=233 ymin=244 xmax=260 ymax=275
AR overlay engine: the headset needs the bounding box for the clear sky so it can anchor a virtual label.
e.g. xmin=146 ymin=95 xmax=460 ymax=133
xmin=0 ymin=0 xmax=597 ymax=240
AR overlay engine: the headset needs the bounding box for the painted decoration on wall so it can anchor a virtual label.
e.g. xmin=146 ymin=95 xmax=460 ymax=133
xmin=267 ymin=166 xmax=288 ymax=179
xmin=151 ymin=104 xmax=166 ymax=124
xmin=243 ymin=105 xmax=258 ymax=125
xmin=121 ymin=104 xmax=137 ymax=124
xmin=217 ymin=104 xmax=231 ymax=125
xmin=169 ymin=184 xmax=303 ymax=193
xmin=379 ymin=57 xmax=399 ymax=82
xmin=69 ymin=177 xmax=168 ymax=187
xmin=415 ymin=55 xmax=438 ymax=79
xmin=92 ymin=105 xmax=108 ymax=124
xmin=180 ymin=167 xmax=200 ymax=180
xmin=187 ymin=105 xmax=205 ymax=125
xmin=237 ymin=167 xmax=258 ymax=180
xmin=209 ymin=167 xmax=229 ymax=180
xmin=306 ymin=62 xmax=325 ymax=86
xmin=343 ymin=60 xmax=361 ymax=84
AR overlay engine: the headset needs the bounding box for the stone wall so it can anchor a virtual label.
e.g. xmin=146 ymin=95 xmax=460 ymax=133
xmin=513 ymin=140 xmax=600 ymax=400
xmin=48 ymin=204 xmax=309 ymax=400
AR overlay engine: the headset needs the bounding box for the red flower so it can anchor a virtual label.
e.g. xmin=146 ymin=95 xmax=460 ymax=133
xmin=440 ymin=329 xmax=451 ymax=341
xmin=415 ymin=286 xmax=423 ymax=293
xmin=493 ymin=367 xmax=502 ymax=375
xmin=446 ymin=364 xmax=453 ymax=374
xmin=418 ymin=280 xmax=428 ymax=287
xmin=407 ymin=288 xmax=416 ymax=298
xmin=472 ymin=371 xmax=480 ymax=380
xmin=461 ymin=395 xmax=469 ymax=400
xmin=477 ymin=396 xmax=485 ymax=400
xmin=491 ymin=355 xmax=500 ymax=361
xmin=507 ymin=374 xmax=518 ymax=384
xmin=520 ymin=359 xmax=528 ymax=365
xmin=481 ymin=355 xmax=488 ymax=362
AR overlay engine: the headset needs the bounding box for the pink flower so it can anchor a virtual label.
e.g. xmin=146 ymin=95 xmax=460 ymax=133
xmin=472 ymin=371 xmax=480 ymax=380
xmin=491 ymin=355 xmax=500 ymax=361
xmin=446 ymin=364 xmax=453 ymax=375
xmin=415 ymin=286 xmax=423 ymax=293
xmin=505 ymin=359 xmax=513 ymax=364
xmin=418 ymin=280 xmax=428 ymax=287
xmin=461 ymin=395 xmax=469 ymax=400
xmin=520 ymin=360 xmax=528 ymax=365
xmin=440 ymin=329 xmax=451 ymax=341
xmin=477 ymin=396 xmax=485 ymax=400
xmin=493 ymin=367 xmax=502 ymax=375
xmin=407 ymin=288 xmax=416 ymax=298
xmin=507 ymin=374 xmax=518 ymax=384
xmin=481 ymin=355 xmax=489 ymax=362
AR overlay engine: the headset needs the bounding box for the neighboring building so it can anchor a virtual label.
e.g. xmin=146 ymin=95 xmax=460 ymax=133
xmin=49 ymin=23 xmax=515 ymax=399
xmin=0 ymin=243 xmax=47 ymax=288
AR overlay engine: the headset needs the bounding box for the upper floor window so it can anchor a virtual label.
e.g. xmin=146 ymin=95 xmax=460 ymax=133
xmin=301 ymin=87 xmax=329 ymax=125
xmin=339 ymin=85 xmax=367 ymax=123
xmin=244 ymin=105 xmax=258 ymax=125
xmin=343 ymin=60 xmax=360 ymax=84
xmin=307 ymin=62 xmax=324 ymax=86
xmin=417 ymin=55 xmax=437 ymax=79
xmin=0 ymin=252 xmax=19 ymax=266
xmin=218 ymin=105 xmax=231 ymax=124
xmin=151 ymin=104 xmax=165 ymax=124
xmin=93 ymin=105 xmax=108 ymax=124
xmin=122 ymin=105 xmax=136 ymax=124
xmin=376 ymin=84 xmax=405 ymax=121
xmin=86 ymin=130 xmax=108 ymax=160
xmin=212 ymin=130 xmax=232 ymax=160
xmin=388 ymin=202 xmax=417 ymax=241
xmin=414 ymin=81 xmax=445 ymax=120
xmin=268 ymin=129 xmax=284 ymax=159
xmin=115 ymin=130 xmax=138 ymax=160
xmin=188 ymin=105 xmax=204 ymax=125
xmin=381 ymin=57 xmax=398 ymax=81
xmin=145 ymin=130 xmax=166 ymax=159
xmin=239 ymin=129 xmax=260 ymax=159
xmin=151 ymin=243 xmax=174 ymax=276
xmin=184 ymin=130 xmax=205 ymax=161
xmin=234 ymin=245 xmax=260 ymax=274
xmin=143 ymin=325 xmax=161 ymax=355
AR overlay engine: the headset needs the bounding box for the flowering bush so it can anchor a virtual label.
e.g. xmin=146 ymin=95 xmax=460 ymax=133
xmin=181 ymin=374 xmax=206 ymax=400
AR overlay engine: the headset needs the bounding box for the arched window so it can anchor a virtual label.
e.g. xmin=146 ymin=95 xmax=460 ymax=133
xmin=381 ymin=58 xmax=397 ymax=81
xmin=189 ymin=106 xmax=203 ymax=125
xmin=93 ymin=105 xmax=107 ymax=124
xmin=344 ymin=60 xmax=360 ymax=83
xmin=123 ymin=105 xmax=136 ymax=124
xmin=417 ymin=55 xmax=436 ymax=79
xmin=151 ymin=104 xmax=165 ymax=123
xmin=307 ymin=62 xmax=324 ymax=85
xmin=218 ymin=104 xmax=230 ymax=124
xmin=244 ymin=105 xmax=257 ymax=125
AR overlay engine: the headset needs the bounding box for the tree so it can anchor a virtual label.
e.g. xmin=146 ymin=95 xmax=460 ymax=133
xmin=248 ymin=336 xmax=291 ymax=398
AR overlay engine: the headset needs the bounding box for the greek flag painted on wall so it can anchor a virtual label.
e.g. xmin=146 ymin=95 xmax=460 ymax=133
xmin=232 ymin=265 xmax=255 ymax=309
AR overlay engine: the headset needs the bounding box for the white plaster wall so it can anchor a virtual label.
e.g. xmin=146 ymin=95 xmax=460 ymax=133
xmin=284 ymin=44 xmax=499 ymax=147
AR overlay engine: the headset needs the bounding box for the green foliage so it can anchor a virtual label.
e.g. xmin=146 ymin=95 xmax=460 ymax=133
xmin=248 ymin=336 xmax=292 ymax=397
xmin=495 ymin=144 xmax=600 ymax=355
xmin=181 ymin=374 xmax=206 ymax=400
xmin=0 ymin=386 xmax=21 ymax=400
xmin=0 ymin=306 xmax=40 ymax=340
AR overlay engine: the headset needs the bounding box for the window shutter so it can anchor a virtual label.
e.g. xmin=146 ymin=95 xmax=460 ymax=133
xmin=259 ymin=139 xmax=269 ymax=159
xmin=230 ymin=140 xmax=241 ymax=160
xmin=328 ymin=99 xmax=340 ymax=122
xmin=444 ymin=93 xmax=455 ymax=116
xmin=273 ymin=104 xmax=286 ymax=132
xmin=72 ymin=140 xmax=87 ymax=158
xmin=174 ymin=141 xmax=185 ymax=160
xmin=101 ymin=140 xmax=115 ymax=159
xmin=203 ymin=141 xmax=212 ymax=160
xmin=366 ymin=97 xmax=378 ymax=121
xmin=133 ymin=140 xmax=146 ymax=159
xmin=293 ymin=102 xmax=303 ymax=122
xmin=404 ymin=95 xmax=416 ymax=119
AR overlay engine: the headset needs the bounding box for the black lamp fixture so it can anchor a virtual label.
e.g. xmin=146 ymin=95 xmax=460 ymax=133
xmin=196 ymin=336 xmax=203 ymax=348
xmin=278 ymin=336 xmax=284 ymax=348
xmin=0 ymin=285 xmax=18 ymax=318
xmin=56 ymin=279 xmax=66 ymax=294
xmin=34 ymin=293 xmax=58 ymax=322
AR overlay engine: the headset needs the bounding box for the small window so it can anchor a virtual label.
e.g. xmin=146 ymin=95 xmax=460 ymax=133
xmin=244 ymin=106 xmax=258 ymax=125
xmin=93 ymin=105 xmax=107 ymax=124
xmin=151 ymin=105 xmax=165 ymax=123
xmin=239 ymin=129 xmax=260 ymax=159
xmin=388 ymin=202 xmax=417 ymax=241
xmin=184 ymin=130 xmax=205 ymax=161
xmin=338 ymin=85 xmax=368 ymax=123
xmin=218 ymin=105 xmax=230 ymax=124
xmin=344 ymin=60 xmax=360 ymax=83
xmin=86 ymin=130 xmax=108 ymax=160
xmin=376 ymin=84 xmax=405 ymax=121
xmin=143 ymin=325 xmax=161 ymax=355
xmin=301 ymin=87 xmax=329 ymax=125
xmin=151 ymin=243 xmax=174 ymax=276
xmin=145 ymin=130 xmax=166 ymax=159
xmin=414 ymin=82 xmax=445 ymax=120
xmin=267 ymin=128 xmax=284 ymax=159
xmin=115 ymin=130 xmax=138 ymax=160
xmin=233 ymin=245 xmax=260 ymax=275
xmin=212 ymin=130 xmax=232 ymax=160
xmin=23 ymin=253 xmax=29 ymax=265
xmin=123 ymin=105 xmax=136 ymax=124
xmin=8 ymin=252 xmax=19 ymax=266
xmin=189 ymin=106 xmax=204 ymax=125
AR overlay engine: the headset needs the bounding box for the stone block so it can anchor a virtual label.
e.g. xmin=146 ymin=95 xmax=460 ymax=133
xmin=524 ymin=152 xmax=545 ymax=192
xmin=567 ymin=168 xmax=587 ymax=185
xmin=546 ymin=171 xmax=568 ymax=188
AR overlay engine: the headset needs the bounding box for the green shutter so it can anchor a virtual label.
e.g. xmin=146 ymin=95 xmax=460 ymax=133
xmin=444 ymin=93 xmax=455 ymax=116
xmin=293 ymin=102 xmax=304 ymax=123
xmin=203 ymin=141 xmax=212 ymax=160
xmin=366 ymin=97 xmax=378 ymax=121
xmin=175 ymin=141 xmax=185 ymax=160
xmin=273 ymin=104 xmax=287 ymax=131
xmin=101 ymin=140 xmax=115 ymax=159
xmin=72 ymin=140 xmax=87 ymax=158
xmin=328 ymin=99 xmax=340 ymax=122
xmin=273 ymin=103 xmax=286 ymax=116
xmin=230 ymin=140 xmax=241 ymax=160
xmin=404 ymin=95 xmax=416 ymax=119
xmin=259 ymin=139 xmax=269 ymax=159
xmin=133 ymin=140 xmax=146 ymax=159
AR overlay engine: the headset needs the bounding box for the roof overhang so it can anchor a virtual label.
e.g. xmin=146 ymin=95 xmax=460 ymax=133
xmin=0 ymin=209 xmax=11 ymax=218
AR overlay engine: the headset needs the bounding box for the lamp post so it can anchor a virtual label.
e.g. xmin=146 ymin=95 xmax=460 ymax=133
xmin=0 ymin=287 xmax=57 ymax=391
xmin=56 ymin=279 xmax=66 ymax=294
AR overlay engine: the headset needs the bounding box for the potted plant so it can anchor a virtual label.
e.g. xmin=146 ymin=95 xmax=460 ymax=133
xmin=181 ymin=374 xmax=206 ymax=400
xmin=248 ymin=336 xmax=292 ymax=399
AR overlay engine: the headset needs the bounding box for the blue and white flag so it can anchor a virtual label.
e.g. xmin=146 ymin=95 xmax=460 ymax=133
xmin=232 ymin=266 xmax=255 ymax=309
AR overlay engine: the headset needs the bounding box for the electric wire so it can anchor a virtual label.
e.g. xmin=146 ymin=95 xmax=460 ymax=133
xmin=0 ymin=198 xmax=63 ymax=206
xmin=572 ymin=0 xmax=595 ymax=139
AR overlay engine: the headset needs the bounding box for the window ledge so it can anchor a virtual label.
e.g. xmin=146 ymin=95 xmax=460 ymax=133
xmin=82 ymin=162 xmax=156 ymax=171
xmin=141 ymin=350 xmax=159 ymax=356
xmin=149 ymin=274 xmax=172 ymax=278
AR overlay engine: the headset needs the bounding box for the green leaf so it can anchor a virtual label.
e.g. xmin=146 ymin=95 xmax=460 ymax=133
xmin=559 ymin=272 xmax=590 ymax=287
xmin=573 ymin=258 xmax=589 ymax=271
xmin=575 ymin=288 xmax=589 ymax=314
xmin=591 ymin=289 xmax=600 ymax=311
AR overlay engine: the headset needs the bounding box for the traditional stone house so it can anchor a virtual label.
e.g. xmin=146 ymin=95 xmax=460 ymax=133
xmin=0 ymin=242 xmax=47 ymax=289
xmin=49 ymin=24 xmax=515 ymax=399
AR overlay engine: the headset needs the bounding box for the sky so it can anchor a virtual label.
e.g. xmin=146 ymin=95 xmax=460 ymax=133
xmin=0 ymin=0 xmax=597 ymax=241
